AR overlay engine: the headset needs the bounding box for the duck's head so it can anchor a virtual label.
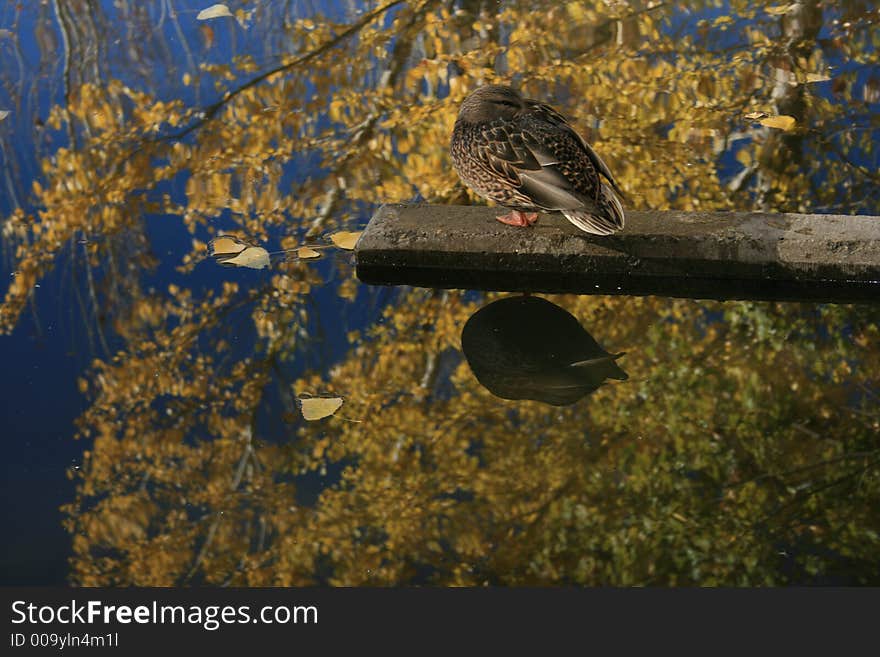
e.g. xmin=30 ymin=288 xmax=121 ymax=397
xmin=457 ymin=85 xmax=525 ymax=123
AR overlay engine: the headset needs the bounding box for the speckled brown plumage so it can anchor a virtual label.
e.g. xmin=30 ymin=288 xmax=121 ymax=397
xmin=450 ymin=85 xmax=625 ymax=235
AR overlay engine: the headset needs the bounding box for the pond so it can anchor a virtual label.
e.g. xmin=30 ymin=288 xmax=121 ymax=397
xmin=1 ymin=0 xmax=878 ymax=586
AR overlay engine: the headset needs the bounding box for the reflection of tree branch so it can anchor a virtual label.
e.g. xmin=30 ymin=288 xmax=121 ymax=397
xmin=508 ymin=477 xmax=577 ymax=524
xmin=306 ymin=185 xmax=342 ymax=238
xmin=0 ymin=139 xmax=21 ymax=211
xmin=727 ymin=163 xmax=757 ymax=193
xmin=220 ymin=514 xmax=267 ymax=587
xmin=182 ymin=512 xmax=221 ymax=584
xmin=419 ymin=351 xmax=438 ymax=391
xmin=165 ymin=0 xmax=198 ymax=100
xmin=303 ymin=0 xmax=441 ymax=237
xmin=68 ymin=246 xmax=96 ymax=353
xmin=51 ymin=0 xmax=77 ymax=150
xmin=726 ymin=450 xmax=879 ymax=491
xmin=81 ymin=240 xmax=111 ymax=357
xmin=418 ymin=292 xmax=448 ymax=397
xmin=815 ymin=134 xmax=880 ymax=183
xmin=857 ymin=383 xmax=878 ymax=401
xmin=760 ymin=457 xmax=880 ymax=524
xmin=163 ymin=0 xmax=408 ymax=143
xmin=183 ymin=433 xmax=257 ymax=584
xmin=546 ymin=1 xmax=670 ymax=59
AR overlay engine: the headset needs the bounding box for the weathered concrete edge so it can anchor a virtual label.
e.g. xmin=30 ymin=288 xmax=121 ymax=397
xmin=354 ymin=204 xmax=880 ymax=302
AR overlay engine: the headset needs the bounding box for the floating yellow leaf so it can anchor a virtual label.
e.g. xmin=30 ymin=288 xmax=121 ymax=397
xmin=197 ymin=4 xmax=233 ymax=20
xmin=0 ymin=110 xmax=9 ymax=121
xmin=759 ymin=115 xmax=797 ymax=131
xmin=297 ymin=247 xmax=322 ymax=259
xmin=209 ymin=235 xmax=248 ymax=257
xmin=300 ymin=397 xmax=344 ymax=421
xmin=330 ymin=231 xmax=363 ymax=250
xmin=215 ymin=246 xmax=270 ymax=270
xmin=744 ymin=111 xmax=768 ymax=120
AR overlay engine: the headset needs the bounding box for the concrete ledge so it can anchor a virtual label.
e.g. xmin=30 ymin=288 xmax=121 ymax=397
xmin=354 ymin=204 xmax=880 ymax=303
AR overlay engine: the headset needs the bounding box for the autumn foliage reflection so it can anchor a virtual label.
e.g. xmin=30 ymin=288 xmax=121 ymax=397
xmin=0 ymin=0 xmax=878 ymax=584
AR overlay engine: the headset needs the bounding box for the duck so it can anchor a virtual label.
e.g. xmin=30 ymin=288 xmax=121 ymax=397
xmin=450 ymin=84 xmax=625 ymax=235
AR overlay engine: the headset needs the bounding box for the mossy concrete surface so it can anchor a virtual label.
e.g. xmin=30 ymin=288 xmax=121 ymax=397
xmin=354 ymin=204 xmax=880 ymax=303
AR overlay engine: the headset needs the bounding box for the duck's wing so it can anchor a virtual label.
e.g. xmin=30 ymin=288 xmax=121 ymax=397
xmin=527 ymin=101 xmax=626 ymax=199
xmin=476 ymin=123 xmax=545 ymax=203
xmin=480 ymin=117 xmax=603 ymax=214
xmin=524 ymin=106 xmax=627 ymax=234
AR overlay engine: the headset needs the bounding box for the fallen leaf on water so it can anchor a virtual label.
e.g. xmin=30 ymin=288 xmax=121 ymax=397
xmin=297 ymin=246 xmax=322 ymax=259
xmin=209 ymin=235 xmax=248 ymax=257
xmin=744 ymin=111 xmax=768 ymax=120
xmin=759 ymin=115 xmax=797 ymax=131
xmin=0 ymin=110 xmax=9 ymax=121
xmin=215 ymin=245 xmax=270 ymax=270
xmin=300 ymin=397 xmax=344 ymax=421
xmin=197 ymin=4 xmax=233 ymax=20
xmin=330 ymin=231 xmax=363 ymax=250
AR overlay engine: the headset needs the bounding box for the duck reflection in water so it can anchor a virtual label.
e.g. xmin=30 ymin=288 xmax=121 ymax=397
xmin=461 ymin=295 xmax=628 ymax=406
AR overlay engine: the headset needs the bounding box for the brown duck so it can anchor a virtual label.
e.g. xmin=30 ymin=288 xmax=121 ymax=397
xmin=450 ymin=84 xmax=625 ymax=235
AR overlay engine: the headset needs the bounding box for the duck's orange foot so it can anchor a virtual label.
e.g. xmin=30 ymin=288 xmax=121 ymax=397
xmin=496 ymin=211 xmax=539 ymax=227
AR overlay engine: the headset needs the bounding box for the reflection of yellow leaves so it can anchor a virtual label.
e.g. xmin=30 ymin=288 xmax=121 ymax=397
xmin=234 ymin=8 xmax=253 ymax=29
xmin=759 ymin=115 xmax=796 ymax=131
xmin=330 ymin=231 xmax=363 ymax=250
xmin=297 ymin=247 xmax=322 ymax=259
xmin=803 ymin=73 xmax=831 ymax=84
xmin=744 ymin=111 xmax=767 ymax=120
xmin=196 ymin=4 xmax=232 ymax=20
xmin=765 ymin=4 xmax=798 ymax=15
xmin=299 ymin=396 xmax=344 ymax=421
xmin=0 ymin=110 xmax=9 ymax=121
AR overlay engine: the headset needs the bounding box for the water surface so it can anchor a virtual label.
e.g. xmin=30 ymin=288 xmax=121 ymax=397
xmin=1 ymin=0 xmax=879 ymax=585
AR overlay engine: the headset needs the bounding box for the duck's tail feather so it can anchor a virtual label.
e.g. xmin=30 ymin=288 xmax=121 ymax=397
xmin=561 ymin=184 xmax=625 ymax=236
